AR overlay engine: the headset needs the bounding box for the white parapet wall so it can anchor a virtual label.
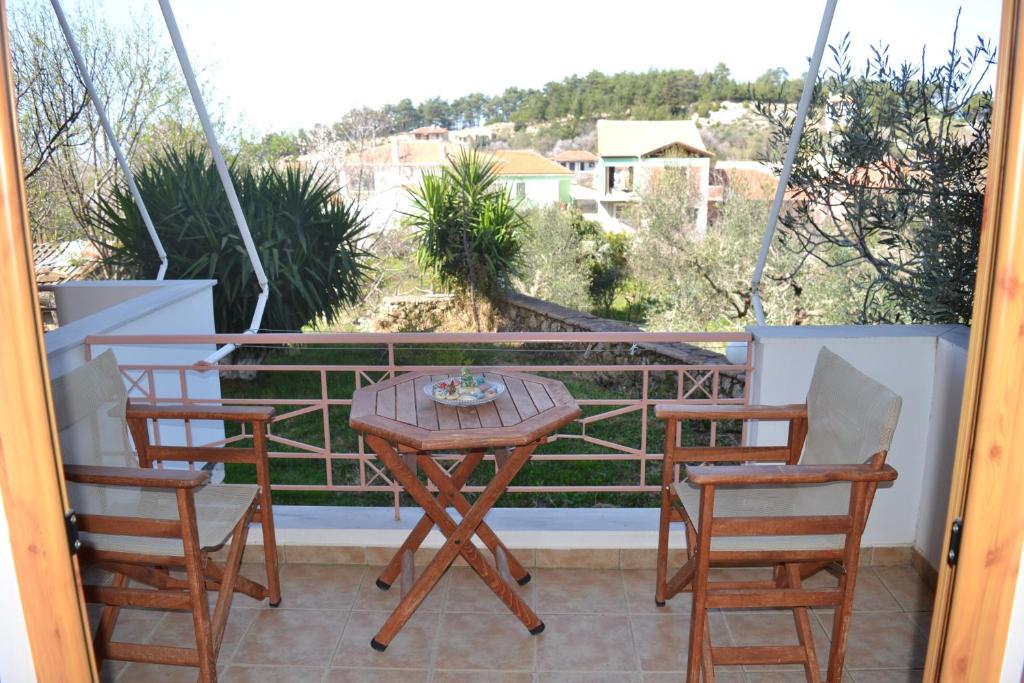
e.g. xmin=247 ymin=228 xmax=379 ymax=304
xmin=747 ymin=324 xmax=969 ymax=569
xmin=45 ymin=280 xmax=224 ymax=456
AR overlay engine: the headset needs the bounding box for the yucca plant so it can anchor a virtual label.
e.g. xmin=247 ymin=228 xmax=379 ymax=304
xmin=406 ymin=148 xmax=525 ymax=329
xmin=90 ymin=146 xmax=372 ymax=335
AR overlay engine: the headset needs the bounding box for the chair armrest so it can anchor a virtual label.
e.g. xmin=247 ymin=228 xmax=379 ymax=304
xmin=127 ymin=402 xmax=275 ymax=423
xmin=64 ymin=464 xmax=209 ymax=489
xmin=654 ymin=403 xmax=807 ymax=421
xmin=685 ymin=463 xmax=898 ymax=486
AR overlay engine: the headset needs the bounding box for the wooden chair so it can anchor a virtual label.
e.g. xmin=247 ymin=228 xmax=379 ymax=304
xmin=51 ymin=350 xmax=281 ymax=682
xmin=654 ymin=347 xmax=901 ymax=682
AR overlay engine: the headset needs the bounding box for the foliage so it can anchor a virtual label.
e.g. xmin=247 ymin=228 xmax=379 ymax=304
xmin=757 ymin=17 xmax=994 ymax=324
xmin=237 ymin=131 xmax=301 ymax=166
xmin=516 ymin=206 xmax=596 ymax=310
xmin=89 ymin=146 xmax=372 ymax=334
xmin=699 ymin=115 xmax=774 ymax=160
xmin=304 ymin=65 xmax=805 ymax=142
xmin=10 ymin=0 xmax=199 ymax=245
xmin=588 ymin=232 xmax=631 ymax=316
xmin=407 ymin=148 xmax=526 ymax=327
xmin=630 ymin=176 xmax=861 ymax=331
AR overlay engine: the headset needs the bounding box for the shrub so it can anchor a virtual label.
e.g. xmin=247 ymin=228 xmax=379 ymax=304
xmin=516 ymin=205 xmax=594 ymax=310
xmin=407 ymin=148 xmax=525 ymax=328
xmin=90 ymin=146 xmax=372 ymax=333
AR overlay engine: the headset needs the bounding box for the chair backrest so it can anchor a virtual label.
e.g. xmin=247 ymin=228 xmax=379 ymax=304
xmin=802 ymin=347 xmax=902 ymax=467
xmin=50 ymin=350 xmax=136 ymax=468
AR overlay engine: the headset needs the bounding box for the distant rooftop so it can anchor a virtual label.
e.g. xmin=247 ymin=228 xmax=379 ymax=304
xmin=491 ymin=150 xmax=573 ymax=176
xmin=412 ymin=126 xmax=448 ymax=135
xmin=552 ymin=150 xmax=599 ymax=163
xmin=596 ymin=119 xmax=712 ymax=159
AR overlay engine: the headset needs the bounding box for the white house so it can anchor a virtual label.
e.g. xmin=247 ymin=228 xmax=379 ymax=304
xmin=593 ymin=119 xmax=713 ymax=233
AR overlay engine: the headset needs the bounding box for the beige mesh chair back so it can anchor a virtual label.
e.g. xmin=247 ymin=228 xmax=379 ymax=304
xmin=802 ymin=347 xmax=902 ymax=467
xmin=54 ymin=350 xmax=282 ymax=682
xmin=50 ymin=349 xmax=135 ymax=468
xmin=654 ymin=346 xmax=901 ymax=682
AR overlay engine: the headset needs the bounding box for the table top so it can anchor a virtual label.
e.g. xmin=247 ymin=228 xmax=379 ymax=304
xmin=349 ymin=369 xmax=581 ymax=451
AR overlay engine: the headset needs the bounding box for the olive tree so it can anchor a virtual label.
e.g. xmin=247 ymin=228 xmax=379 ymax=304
xmin=757 ymin=16 xmax=994 ymax=324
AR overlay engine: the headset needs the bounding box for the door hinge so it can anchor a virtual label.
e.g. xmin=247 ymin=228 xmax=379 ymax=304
xmin=947 ymin=517 xmax=963 ymax=567
xmin=65 ymin=510 xmax=82 ymax=556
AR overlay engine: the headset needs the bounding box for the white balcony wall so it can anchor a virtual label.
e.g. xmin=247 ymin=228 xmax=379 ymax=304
xmin=747 ymin=324 xmax=969 ymax=570
xmin=45 ymin=280 xmax=224 ymax=460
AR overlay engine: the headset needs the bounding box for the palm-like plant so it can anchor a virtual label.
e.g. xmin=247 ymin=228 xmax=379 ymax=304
xmin=90 ymin=146 xmax=372 ymax=335
xmin=407 ymin=148 xmax=525 ymax=329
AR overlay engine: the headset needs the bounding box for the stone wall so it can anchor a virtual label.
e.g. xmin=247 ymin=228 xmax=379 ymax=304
xmin=373 ymin=292 xmax=744 ymax=396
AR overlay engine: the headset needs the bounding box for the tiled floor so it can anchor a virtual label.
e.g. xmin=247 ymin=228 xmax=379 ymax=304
xmin=96 ymin=562 xmax=933 ymax=682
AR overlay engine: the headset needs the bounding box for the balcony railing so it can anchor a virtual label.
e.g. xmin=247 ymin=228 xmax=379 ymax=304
xmin=85 ymin=331 xmax=751 ymax=511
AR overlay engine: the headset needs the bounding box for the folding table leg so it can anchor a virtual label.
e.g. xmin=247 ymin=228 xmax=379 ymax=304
xmin=365 ymin=435 xmax=543 ymax=650
xmin=376 ymin=450 xmax=486 ymax=590
xmin=417 ymin=453 xmax=532 ymax=585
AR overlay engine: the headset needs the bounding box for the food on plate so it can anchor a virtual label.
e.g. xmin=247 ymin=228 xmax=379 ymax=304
xmin=431 ymin=369 xmax=500 ymax=403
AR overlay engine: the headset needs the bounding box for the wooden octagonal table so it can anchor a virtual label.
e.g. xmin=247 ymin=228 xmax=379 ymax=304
xmin=349 ymin=369 xmax=580 ymax=650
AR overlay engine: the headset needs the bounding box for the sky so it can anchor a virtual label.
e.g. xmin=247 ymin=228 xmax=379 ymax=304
xmin=53 ymin=0 xmax=1003 ymax=135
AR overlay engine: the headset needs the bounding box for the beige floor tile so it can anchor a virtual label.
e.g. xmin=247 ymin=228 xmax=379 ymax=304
xmin=324 ymin=668 xmax=429 ymax=682
xmin=536 ymin=673 xmax=641 ymax=682
xmin=806 ymin=567 xmax=903 ymax=613
xmin=223 ymin=664 xmax=329 ymax=682
xmin=535 ymin=548 xmax=620 ymax=568
xmin=277 ymin=564 xmax=367 ymax=610
xmin=444 ymin=566 xmax=536 ymax=613
xmin=117 ymin=662 xmax=225 ymax=682
xmin=643 ymin=672 xmax=743 ymax=683
xmin=850 ymin=669 xmax=923 ymax=682
xmin=233 ymin=608 xmax=348 ymax=667
xmin=147 ymin=606 xmax=258 ymax=661
xmin=745 ymin=671 xmax=855 ymax=682
xmin=287 ymin=545 xmax=367 ymax=564
xmin=533 ymin=568 xmax=628 ymax=613
xmin=840 ymin=612 xmax=928 ymax=670
xmin=724 ymin=611 xmax=832 ymax=673
xmin=433 ymin=612 xmax=536 ymax=670
xmin=907 ymin=611 xmax=932 ymax=637
xmin=431 ymin=671 xmax=532 ymax=683
xmin=629 ymin=612 xmax=730 ymax=672
xmin=331 ymin=610 xmax=438 ymax=669
xmin=97 ymin=606 xmax=166 ymax=645
xmin=622 ymin=569 xmax=692 ymax=616
xmin=350 ymin=568 xmax=447 ymax=612
xmin=874 ymin=566 xmax=936 ymax=612
xmin=535 ymin=614 xmax=636 ymax=672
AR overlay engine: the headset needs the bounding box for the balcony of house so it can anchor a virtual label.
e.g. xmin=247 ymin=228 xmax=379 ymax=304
xmin=44 ymin=281 xmax=963 ymax=682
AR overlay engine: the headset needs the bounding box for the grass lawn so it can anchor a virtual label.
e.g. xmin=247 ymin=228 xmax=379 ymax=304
xmin=221 ymin=344 xmax=741 ymax=508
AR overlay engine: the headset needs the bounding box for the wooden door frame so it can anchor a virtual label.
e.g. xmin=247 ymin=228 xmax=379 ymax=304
xmin=924 ymin=0 xmax=1024 ymax=679
xmin=0 ymin=0 xmax=97 ymax=679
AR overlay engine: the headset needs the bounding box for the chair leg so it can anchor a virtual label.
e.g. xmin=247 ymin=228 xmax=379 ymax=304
xmin=826 ymin=560 xmax=859 ymax=683
xmin=701 ymin=613 xmax=716 ymax=683
xmin=655 ymin=482 xmax=673 ymax=606
xmin=92 ymin=572 xmax=127 ymax=666
xmin=786 ymin=563 xmax=822 ymax=683
xmin=253 ymin=422 xmax=282 ymax=606
xmin=686 ymin=487 xmax=715 ymax=683
xmin=178 ymin=490 xmax=218 ymax=682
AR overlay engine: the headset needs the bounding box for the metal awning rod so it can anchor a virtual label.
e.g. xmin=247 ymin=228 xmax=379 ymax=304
xmin=50 ymin=0 xmax=168 ymax=279
xmin=751 ymin=0 xmax=838 ymax=325
xmin=157 ymin=0 xmax=269 ymax=363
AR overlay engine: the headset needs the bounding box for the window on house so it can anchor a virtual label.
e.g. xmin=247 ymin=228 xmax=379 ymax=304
xmin=515 ymin=182 xmax=526 ymax=198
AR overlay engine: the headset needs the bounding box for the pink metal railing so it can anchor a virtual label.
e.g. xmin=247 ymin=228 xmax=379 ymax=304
xmin=85 ymin=332 xmax=751 ymax=508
